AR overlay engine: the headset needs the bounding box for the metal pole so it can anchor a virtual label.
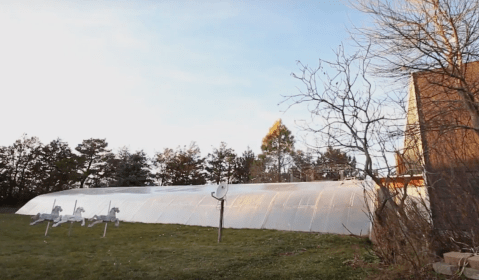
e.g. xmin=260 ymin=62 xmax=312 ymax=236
xmin=103 ymin=201 xmax=111 ymax=238
xmin=45 ymin=222 xmax=50 ymax=236
xmin=45 ymin=199 xmax=56 ymax=237
xmin=68 ymin=200 xmax=77 ymax=237
xmin=103 ymin=223 xmax=108 ymax=238
xmin=218 ymin=199 xmax=224 ymax=243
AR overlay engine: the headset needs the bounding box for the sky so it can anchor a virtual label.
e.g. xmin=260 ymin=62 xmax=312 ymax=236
xmin=0 ymin=0 xmax=367 ymax=157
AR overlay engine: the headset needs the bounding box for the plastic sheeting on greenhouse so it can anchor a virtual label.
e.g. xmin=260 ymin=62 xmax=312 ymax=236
xmin=16 ymin=180 xmax=372 ymax=236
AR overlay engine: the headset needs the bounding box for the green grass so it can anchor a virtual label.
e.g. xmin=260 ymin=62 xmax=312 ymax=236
xmin=0 ymin=214 xmax=379 ymax=280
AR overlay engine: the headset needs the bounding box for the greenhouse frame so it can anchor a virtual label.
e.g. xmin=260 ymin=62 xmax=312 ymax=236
xmin=17 ymin=180 xmax=372 ymax=236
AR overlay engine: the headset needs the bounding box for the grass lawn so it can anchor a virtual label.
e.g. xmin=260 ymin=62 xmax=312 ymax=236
xmin=1 ymin=214 xmax=380 ymax=280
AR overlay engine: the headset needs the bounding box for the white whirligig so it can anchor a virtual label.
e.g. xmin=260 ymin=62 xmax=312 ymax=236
xmin=88 ymin=207 xmax=120 ymax=227
xmin=30 ymin=206 xmax=63 ymax=225
xmin=52 ymin=207 xmax=86 ymax=227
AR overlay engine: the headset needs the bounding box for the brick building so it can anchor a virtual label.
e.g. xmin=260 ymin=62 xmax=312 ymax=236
xmin=397 ymin=61 xmax=479 ymax=230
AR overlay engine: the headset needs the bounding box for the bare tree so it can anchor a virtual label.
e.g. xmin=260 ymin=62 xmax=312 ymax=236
xmin=352 ymin=0 xmax=479 ymax=251
xmin=352 ymin=0 xmax=479 ymax=135
xmin=288 ymin=46 xmax=406 ymax=213
xmin=286 ymin=47 xmax=441 ymax=272
xmin=287 ymin=43 xmax=479 ymax=277
xmin=284 ymin=1 xmax=479 ymax=273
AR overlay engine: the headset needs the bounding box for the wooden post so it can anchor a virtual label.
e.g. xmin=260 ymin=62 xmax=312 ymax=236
xmin=218 ymin=199 xmax=224 ymax=243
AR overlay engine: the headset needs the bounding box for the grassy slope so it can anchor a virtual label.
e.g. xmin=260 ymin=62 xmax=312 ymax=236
xmin=0 ymin=214 xmax=378 ymax=280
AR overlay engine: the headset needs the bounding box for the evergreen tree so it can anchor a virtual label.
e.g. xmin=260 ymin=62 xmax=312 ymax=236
xmin=0 ymin=135 xmax=42 ymax=205
xmin=205 ymin=142 xmax=236 ymax=184
xmin=290 ymin=149 xmax=314 ymax=181
xmin=153 ymin=147 xmax=175 ymax=186
xmin=234 ymin=147 xmax=255 ymax=183
xmin=36 ymin=138 xmax=79 ymax=193
xmin=110 ymin=147 xmax=154 ymax=186
xmin=250 ymin=153 xmax=276 ymax=183
xmin=316 ymin=146 xmax=356 ymax=180
xmin=75 ymin=138 xmax=111 ymax=188
xmin=153 ymin=142 xmax=206 ymax=186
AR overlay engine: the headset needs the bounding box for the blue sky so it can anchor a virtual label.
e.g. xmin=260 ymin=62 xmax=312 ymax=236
xmin=0 ymin=0 xmax=367 ymax=157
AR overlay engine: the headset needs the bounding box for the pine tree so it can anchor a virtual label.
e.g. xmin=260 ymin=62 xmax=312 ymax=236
xmin=205 ymin=142 xmax=236 ymax=184
xmin=316 ymin=146 xmax=356 ymax=180
xmin=75 ymin=138 xmax=111 ymax=188
xmin=234 ymin=147 xmax=255 ymax=183
xmin=153 ymin=142 xmax=206 ymax=186
xmin=110 ymin=147 xmax=153 ymax=187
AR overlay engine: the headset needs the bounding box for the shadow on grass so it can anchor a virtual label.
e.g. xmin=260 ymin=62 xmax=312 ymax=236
xmin=1 ymin=214 xmax=378 ymax=280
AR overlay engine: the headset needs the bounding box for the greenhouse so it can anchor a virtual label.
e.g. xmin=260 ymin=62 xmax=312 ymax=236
xmin=17 ymin=180 xmax=372 ymax=236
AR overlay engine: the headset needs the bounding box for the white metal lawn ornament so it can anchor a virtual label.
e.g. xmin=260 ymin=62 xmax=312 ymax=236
xmin=211 ymin=182 xmax=228 ymax=243
xmin=30 ymin=206 xmax=63 ymax=226
xmin=88 ymin=207 xmax=120 ymax=228
xmin=52 ymin=207 xmax=86 ymax=227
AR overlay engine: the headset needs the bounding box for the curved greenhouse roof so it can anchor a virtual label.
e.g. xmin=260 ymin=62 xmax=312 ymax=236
xmin=17 ymin=180 xmax=371 ymax=236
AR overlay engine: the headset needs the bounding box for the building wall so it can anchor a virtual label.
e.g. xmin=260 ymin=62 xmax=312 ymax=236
xmin=410 ymin=61 xmax=479 ymax=230
xmin=412 ymin=61 xmax=479 ymax=170
xmin=398 ymin=76 xmax=426 ymax=175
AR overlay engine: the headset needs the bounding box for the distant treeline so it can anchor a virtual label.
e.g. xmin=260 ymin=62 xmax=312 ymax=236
xmin=0 ymin=121 xmax=357 ymax=206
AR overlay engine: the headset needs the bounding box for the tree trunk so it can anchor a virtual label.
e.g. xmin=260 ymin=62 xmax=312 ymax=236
xmin=277 ymin=139 xmax=281 ymax=183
